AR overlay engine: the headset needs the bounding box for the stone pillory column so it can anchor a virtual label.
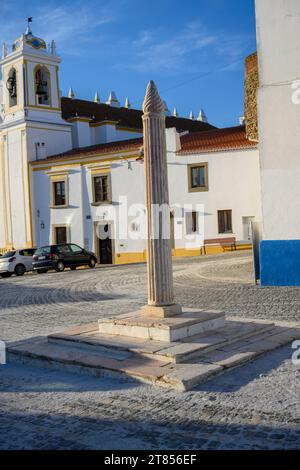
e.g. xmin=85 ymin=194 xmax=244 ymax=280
xmin=141 ymin=80 xmax=182 ymax=318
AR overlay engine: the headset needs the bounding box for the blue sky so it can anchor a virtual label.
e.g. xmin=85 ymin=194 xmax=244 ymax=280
xmin=1 ymin=0 xmax=256 ymax=128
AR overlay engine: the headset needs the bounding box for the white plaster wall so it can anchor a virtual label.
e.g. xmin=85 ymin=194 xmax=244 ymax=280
xmin=168 ymin=148 xmax=261 ymax=245
xmin=114 ymin=129 xmax=142 ymax=142
xmin=26 ymin=126 xmax=72 ymax=161
xmin=92 ymin=124 xmax=142 ymax=145
xmin=83 ymin=159 xmax=146 ymax=255
xmin=255 ymin=0 xmax=300 ymax=239
xmin=32 ymin=167 xmax=83 ymax=248
xmin=73 ymin=122 xmax=92 ymax=148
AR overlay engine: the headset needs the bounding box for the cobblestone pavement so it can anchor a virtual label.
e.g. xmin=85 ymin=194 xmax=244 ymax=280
xmin=1 ymin=251 xmax=300 ymax=449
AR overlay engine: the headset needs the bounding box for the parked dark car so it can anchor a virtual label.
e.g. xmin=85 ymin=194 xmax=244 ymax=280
xmin=32 ymin=244 xmax=97 ymax=273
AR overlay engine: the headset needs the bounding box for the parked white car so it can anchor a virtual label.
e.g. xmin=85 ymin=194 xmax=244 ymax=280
xmin=0 ymin=248 xmax=36 ymax=278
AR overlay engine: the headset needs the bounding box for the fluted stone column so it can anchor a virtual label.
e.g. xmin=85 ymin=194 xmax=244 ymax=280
xmin=141 ymin=80 xmax=181 ymax=318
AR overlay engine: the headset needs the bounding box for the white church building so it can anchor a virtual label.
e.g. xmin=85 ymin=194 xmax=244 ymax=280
xmin=0 ymin=24 xmax=261 ymax=265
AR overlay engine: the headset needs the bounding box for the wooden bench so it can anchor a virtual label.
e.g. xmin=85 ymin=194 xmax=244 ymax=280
xmin=202 ymin=237 xmax=236 ymax=255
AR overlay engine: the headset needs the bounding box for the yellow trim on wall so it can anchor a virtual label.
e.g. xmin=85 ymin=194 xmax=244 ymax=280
xmin=5 ymin=134 xmax=13 ymax=246
xmin=172 ymin=248 xmax=202 ymax=258
xmin=0 ymin=136 xmax=8 ymax=247
xmin=20 ymin=130 xmax=28 ymax=245
xmin=67 ymin=117 xmax=92 ymax=123
xmin=26 ymin=163 xmax=34 ymax=247
xmin=90 ymin=121 xmax=119 ymax=128
xmin=115 ymin=252 xmax=146 ymax=265
xmin=27 ymin=105 xmax=61 ymax=112
xmin=55 ymin=65 xmax=61 ymax=111
xmin=116 ymin=126 xmax=143 ymax=134
xmin=24 ymin=59 xmax=29 ymax=107
xmin=90 ymin=167 xmax=111 ymax=175
xmin=26 ymin=125 xmax=71 ymax=132
xmin=114 ymin=245 xmax=252 ymax=265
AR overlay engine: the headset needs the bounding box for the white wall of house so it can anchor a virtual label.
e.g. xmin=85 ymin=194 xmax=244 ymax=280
xmin=255 ymin=0 xmax=300 ymax=240
xmin=91 ymin=123 xmax=142 ymax=146
xmin=31 ymin=128 xmax=261 ymax=260
xmin=169 ymin=147 xmax=261 ymax=244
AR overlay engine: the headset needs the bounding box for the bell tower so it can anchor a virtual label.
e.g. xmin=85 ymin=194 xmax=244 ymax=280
xmin=1 ymin=21 xmax=64 ymax=126
xmin=0 ymin=21 xmax=72 ymax=250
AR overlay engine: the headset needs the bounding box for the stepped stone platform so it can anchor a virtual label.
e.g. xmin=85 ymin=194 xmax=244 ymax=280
xmin=7 ymin=309 xmax=300 ymax=391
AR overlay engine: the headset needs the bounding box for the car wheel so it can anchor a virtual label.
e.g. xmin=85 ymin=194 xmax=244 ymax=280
xmin=0 ymin=272 xmax=12 ymax=278
xmin=70 ymin=266 xmax=76 ymax=271
xmin=55 ymin=261 xmax=65 ymax=272
xmin=37 ymin=269 xmax=48 ymax=274
xmin=15 ymin=264 xmax=26 ymax=276
xmin=88 ymin=257 xmax=96 ymax=269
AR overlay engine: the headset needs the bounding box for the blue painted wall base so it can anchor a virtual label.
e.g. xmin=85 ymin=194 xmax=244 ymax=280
xmin=260 ymin=240 xmax=300 ymax=286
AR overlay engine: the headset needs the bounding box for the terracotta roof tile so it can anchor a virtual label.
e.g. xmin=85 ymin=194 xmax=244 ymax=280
xmin=33 ymin=138 xmax=143 ymax=164
xmin=177 ymin=125 xmax=257 ymax=154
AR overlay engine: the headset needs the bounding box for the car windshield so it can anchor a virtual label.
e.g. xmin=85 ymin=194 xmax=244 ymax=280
xmin=35 ymin=247 xmax=51 ymax=255
xmin=1 ymin=251 xmax=16 ymax=259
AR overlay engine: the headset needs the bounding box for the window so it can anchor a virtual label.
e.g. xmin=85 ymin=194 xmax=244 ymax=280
xmin=1 ymin=251 xmax=16 ymax=259
xmin=35 ymin=66 xmax=50 ymax=106
xmin=188 ymin=163 xmax=208 ymax=192
xmin=186 ymin=211 xmax=198 ymax=234
xmin=35 ymin=246 xmax=51 ymax=256
xmin=54 ymin=227 xmax=68 ymax=244
xmin=50 ymin=175 xmax=68 ymax=208
xmin=56 ymin=244 xmax=71 ymax=254
xmin=218 ymin=210 xmax=233 ymax=234
xmin=7 ymin=67 xmax=17 ymax=107
xmin=69 ymin=244 xmax=83 ymax=254
xmin=93 ymin=175 xmax=110 ymax=203
xmin=53 ymin=181 xmax=66 ymax=207
xmin=19 ymin=249 xmax=36 ymax=257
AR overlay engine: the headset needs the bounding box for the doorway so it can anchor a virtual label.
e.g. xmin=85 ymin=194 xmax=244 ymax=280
xmin=53 ymin=226 xmax=68 ymax=244
xmin=95 ymin=223 xmax=113 ymax=264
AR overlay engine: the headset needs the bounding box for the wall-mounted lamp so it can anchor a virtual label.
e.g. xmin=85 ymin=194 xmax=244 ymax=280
xmin=40 ymin=221 xmax=45 ymax=230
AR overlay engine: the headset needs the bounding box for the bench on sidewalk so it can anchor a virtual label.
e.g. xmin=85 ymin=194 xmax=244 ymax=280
xmin=202 ymin=237 xmax=236 ymax=255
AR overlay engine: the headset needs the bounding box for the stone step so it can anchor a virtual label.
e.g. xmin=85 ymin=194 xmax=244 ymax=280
xmin=49 ymin=319 xmax=275 ymax=364
xmin=7 ymin=338 xmax=175 ymax=386
xmin=158 ymin=325 xmax=300 ymax=390
xmin=8 ymin=322 xmax=300 ymax=392
xmin=98 ymin=308 xmax=226 ymax=342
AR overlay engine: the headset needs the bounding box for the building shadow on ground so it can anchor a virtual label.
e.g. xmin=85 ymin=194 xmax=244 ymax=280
xmin=0 ymin=405 xmax=299 ymax=450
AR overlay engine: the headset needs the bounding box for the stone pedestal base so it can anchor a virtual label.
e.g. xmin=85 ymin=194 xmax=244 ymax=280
xmin=98 ymin=308 xmax=225 ymax=342
xmin=140 ymin=304 xmax=182 ymax=318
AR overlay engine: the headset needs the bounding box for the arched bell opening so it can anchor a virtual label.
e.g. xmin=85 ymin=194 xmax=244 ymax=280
xmin=35 ymin=66 xmax=50 ymax=106
xmin=6 ymin=67 xmax=17 ymax=108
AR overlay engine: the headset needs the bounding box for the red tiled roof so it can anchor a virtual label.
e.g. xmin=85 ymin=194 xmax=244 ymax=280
xmin=32 ymin=138 xmax=143 ymax=164
xmin=61 ymin=97 xmax=216 ymax=134
xmin=177 ymin=126 xmax=258 ymax=154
